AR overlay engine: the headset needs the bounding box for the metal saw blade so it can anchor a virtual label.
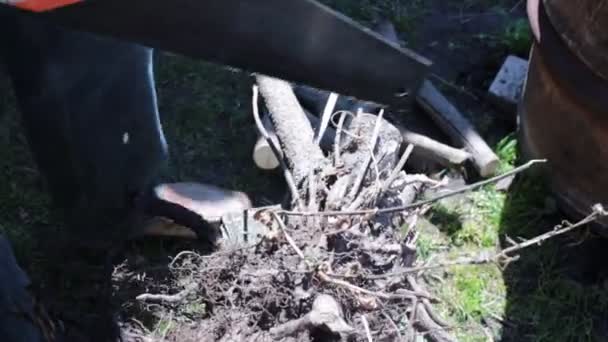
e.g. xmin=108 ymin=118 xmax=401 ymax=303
xmin=42 ymin=0 xmax=432 ymax=107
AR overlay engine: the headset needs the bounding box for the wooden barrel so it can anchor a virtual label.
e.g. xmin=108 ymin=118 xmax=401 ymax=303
xmin=519 ymin=0 xmax=608 ymax=226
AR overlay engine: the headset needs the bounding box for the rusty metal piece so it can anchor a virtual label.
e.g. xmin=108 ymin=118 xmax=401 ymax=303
xmin=527 ymin=0 xmax=608 ymax=116
xmin=543 ymin=0 xmax=608 ymax=81
xmin=519 ymin=0 xmax=608 ymax=227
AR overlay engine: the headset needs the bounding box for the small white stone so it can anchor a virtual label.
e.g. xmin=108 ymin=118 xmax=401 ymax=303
xmin=123 ymin=132 xmax=129 ymax=144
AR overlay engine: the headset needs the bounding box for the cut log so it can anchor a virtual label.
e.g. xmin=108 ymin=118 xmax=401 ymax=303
xmin=416 ymin=80 xmax=500 ymax=177
xmin=253 ymin=109 xmax=336 ymax=170
xmin=252 ymin=112 xmax=281 ymax=170
xmin=256 ymin=75 xmax=326 ymax=186
xmin=399 ymin=126 xmax=471 ymax=166
xmin=339 ymin=112 xmax=403 ymax=206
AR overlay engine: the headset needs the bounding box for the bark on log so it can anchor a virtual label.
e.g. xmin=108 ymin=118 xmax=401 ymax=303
xmin=256 ymin=75 xmax=326 ymax=186
xmin=416 ymin=80 xmax=500 ymax=177
xmin=253 ymin=109 xmax=336 ymax=170
xmin=340 ymin=113 xmax=402 ymax=182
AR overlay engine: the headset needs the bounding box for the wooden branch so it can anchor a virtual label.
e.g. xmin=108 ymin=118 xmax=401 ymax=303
xmin=416 ymin=80 xmax=499 ymax=177
xmin=360 ymin=315 xmax=373 ymax=342
xmin=256 ymin=74 xmax=326 ymax=187
xmin=399 ymin=127 xmax=471 ymax=166
xmin=136 ymin=282 xmax=199 ymax=303
xmin=407 ymin=275 xmax=450 ymax=328
xmin=381 ymin=144 xmax=414 ymax=194
xmin=252 ymin=112 xmax=281 ymax=170
xmin=340 ymin=112 xmax=403 ymax=180
xmin=413 ymin=303 xmax=457 ymax=342
xmin=253 ymin=109 xmax=335 ymax=170
xmin=346 ymin=110 xmax=386 ymax=203
xmin=251 ymin=85 xmax=302 ymax=206
xmin=318 ymin=271 xmax=435 ymax=301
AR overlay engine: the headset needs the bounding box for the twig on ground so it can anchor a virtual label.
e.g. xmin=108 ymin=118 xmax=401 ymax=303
xmin=413 ymin=303 xmax=458 ymax=342
xmin=360 ymin=315 xmax=373 ymax=342
xmin=381 ymin=143 xmax=414 ymax=193
xmin=347 ymin=109 xmax=385 ymax=204
xmin=317 ymin=271 xmax=435 ymax=301
xmin=280 ymin=159 xmax=546 ymax=217
xmin=407 ymin=276 xmax=451 ymax=328
xmin=270 ymin=212 xmax=311 ymax=268
xmin=136 ymin=282 xmax=199 ymax=303
xmin=382 ymin=311 xmax=404 ymax=341
xmin=495 ymin=204 xmax=606 ymax=262
xmin=252 ymin=85 xmax=303 ymax=207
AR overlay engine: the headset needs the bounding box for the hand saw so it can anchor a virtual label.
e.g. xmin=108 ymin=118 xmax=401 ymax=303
xmin=3 ymin=0 xmax=432 ymax=107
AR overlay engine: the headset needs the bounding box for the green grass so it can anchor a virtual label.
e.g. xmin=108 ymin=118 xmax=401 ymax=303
xmin=427 ymin=134 xmax=556 ymax=341
xmin=495 ymin=133 xmax=518 ymax=172
xmin=501 ymin=18 xmax=533 ymax=57
xmin=425 ymin=131 xmax=608 ymax=341
xmin=415 ymin=232 xmax=442 ymax=261
xmin=319 ymin=0 xmax=428 ymax=43
xmin=444 ymin=265 xmax=506 ymax=322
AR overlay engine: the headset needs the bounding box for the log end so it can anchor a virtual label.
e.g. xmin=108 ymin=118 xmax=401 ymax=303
xmin=253 ymin=137 xmax=280 ymax=170
xmin=477 ymin=154 xmax=501 ymax=178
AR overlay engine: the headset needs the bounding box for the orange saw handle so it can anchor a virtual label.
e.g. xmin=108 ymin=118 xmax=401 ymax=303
xmin=2 ymin=0 xmax=82 ymax=12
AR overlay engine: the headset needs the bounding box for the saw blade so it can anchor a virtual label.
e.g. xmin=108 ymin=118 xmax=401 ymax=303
xmin=42 ymin=0 xmax=432 ymax=107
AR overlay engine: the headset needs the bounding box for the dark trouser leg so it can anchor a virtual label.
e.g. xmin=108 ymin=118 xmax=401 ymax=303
xmin=0 ymin=8 xmax=168 ymax=246
xmin=0 ymin=235 xmax=45 ymax=342
xmin=0 ymin=8 xmax=169 ymax=341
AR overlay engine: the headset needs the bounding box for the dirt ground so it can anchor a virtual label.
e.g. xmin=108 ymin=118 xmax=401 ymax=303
xmin=1 ymin=0 xmax=608 ymax=341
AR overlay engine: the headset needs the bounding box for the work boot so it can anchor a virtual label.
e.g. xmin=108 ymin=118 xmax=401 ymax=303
xmin=132 ymin=182 xmax=271 ymax=247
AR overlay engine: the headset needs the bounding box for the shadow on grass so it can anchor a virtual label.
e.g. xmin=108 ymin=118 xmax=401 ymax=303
xmin=498 ymin=172 xmax=608 ymax=342
xmin=428 ymin=205 xmax=464 ymax=237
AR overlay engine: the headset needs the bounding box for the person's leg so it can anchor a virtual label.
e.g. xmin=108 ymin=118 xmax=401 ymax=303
xmin=0 ymin=8 xmax=169 ymax=246
xmin=0 ymin=8 xmax=171 ymax=341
